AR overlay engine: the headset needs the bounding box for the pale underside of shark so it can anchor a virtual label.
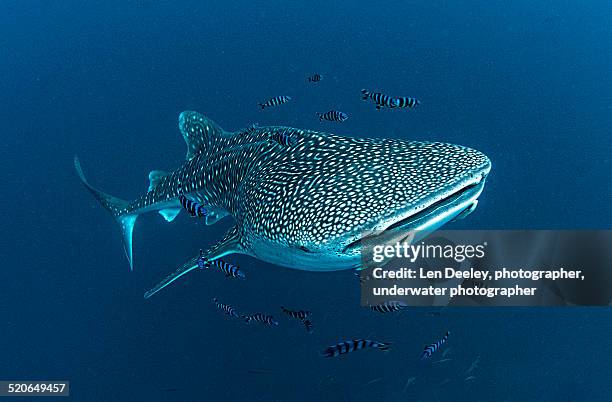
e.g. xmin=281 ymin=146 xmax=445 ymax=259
xmin=75 ymin=111 xmax=491 ymax=298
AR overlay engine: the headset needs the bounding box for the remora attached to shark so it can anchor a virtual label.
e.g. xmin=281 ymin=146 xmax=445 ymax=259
xmin=75 ymin=111 xmax=491 ymax=298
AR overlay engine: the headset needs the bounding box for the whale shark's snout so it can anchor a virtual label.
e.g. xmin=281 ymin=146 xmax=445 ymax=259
xmin=341 ymin=152 xmax=490 ymax=258
xmin=375 ymin=145 xmax=489 ymax=231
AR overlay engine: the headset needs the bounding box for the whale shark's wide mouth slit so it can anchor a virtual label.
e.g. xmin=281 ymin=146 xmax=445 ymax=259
xmin=342 ymin=177 xmax=485 ymax=254
xmin=384 ymin=182 xmax=480 ymax=232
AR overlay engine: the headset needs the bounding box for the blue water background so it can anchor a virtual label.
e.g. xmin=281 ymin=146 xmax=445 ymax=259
xmin=1 ymin=1 xmax=611 ymax=401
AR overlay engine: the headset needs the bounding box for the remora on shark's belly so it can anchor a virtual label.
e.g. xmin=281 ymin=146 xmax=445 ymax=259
xmin=75 ymin=111 xmax=491 ymax=298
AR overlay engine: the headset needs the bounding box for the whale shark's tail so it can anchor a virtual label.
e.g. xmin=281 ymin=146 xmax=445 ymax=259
xmin=74 ymin=156 xmax=138 ymax=270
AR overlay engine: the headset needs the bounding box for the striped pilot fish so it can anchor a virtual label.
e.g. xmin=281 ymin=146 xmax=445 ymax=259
xmin=317 ymin=110 xmax=348 ymax=122
xmin=196 ymin=249 xmax=207 ymax=269
xmin=420 ymin=331 xmax=450 ymax=360
xmin=243 ymin=124 xmax=298 ymax=147
xmin=208 ymin=259 xmax=246 ymax=279
xmin=303 ymin=319 xmax=314 ymax=333
xmin=243 ymin=313 xmax=279 ymax=326
xmin=394 ymin=97 xmax=420 ymax=108
xmin=354 ymin=269 xmax=372 ymax=284
xmin=281 ymin=306 xmax=314 ymax=333
xmin=179 ymin=194 xmax=208 ymax=218
xmin=212 ymin=298 xmax=240 ymax=318
xmin=322 ymin=339 xmax=391 ymax=357
xmin=259 ymin=95 xmax=291 ymax=109
xmin=269 ymin=128 xmax=299 ymax=147
xmin=242 ymin=123 xmax=259 ymax=135
xmin=369 ymin=300 xmax=408 ymax=313
xmin=307 ymin=73 xmax=322 ymax=83
xmin=361 ymin=89 xmax=398 ymax=110
xmin=281 ymin=306 xmax=312 ymax=321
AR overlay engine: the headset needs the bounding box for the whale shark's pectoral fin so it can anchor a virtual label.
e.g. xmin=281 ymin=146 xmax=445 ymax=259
xmin=143 ymin=255 xmax=200 ymax=299
xmin=205 ymin=207 xmax=229 ymax=225
xmin=204 ymin=225 xmax=243 ymax=257
xmin=143 ymin=225 xmax=246 ymax=299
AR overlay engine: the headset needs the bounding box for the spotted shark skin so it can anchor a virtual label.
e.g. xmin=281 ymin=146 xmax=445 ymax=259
xmin=75 ymin=111 xmax=491 ymax=298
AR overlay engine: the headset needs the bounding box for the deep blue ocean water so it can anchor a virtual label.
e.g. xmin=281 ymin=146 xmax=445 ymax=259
xmin=1 ymin=1 xmax=611 ymax=401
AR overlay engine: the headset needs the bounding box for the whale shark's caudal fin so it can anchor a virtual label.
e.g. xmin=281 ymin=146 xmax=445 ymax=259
xmin=74 ymin=156 xmax=138 ymax=270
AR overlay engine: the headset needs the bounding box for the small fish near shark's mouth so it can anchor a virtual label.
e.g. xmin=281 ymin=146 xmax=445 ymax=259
xmin=343 ymin=165 xmax=490 ymax=255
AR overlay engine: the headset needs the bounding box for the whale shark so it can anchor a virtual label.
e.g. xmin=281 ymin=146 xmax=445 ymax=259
xmin=75 ymin=111 xmax=491 ymax=298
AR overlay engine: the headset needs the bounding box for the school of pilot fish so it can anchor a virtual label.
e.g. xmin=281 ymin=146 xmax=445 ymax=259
xmin=76 ymin=72 xmax=474 ymax=372
xmin=181 ymin=75 xmax=443 ymax=361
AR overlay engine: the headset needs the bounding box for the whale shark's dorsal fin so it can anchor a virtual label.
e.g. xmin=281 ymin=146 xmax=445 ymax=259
xmin=148 ymin=170 xmax=181 ymax=222
xmin=179 ymin=111 xmax=225 ymax=161
xmin=148 ymin=170 xmax=169 ymax=192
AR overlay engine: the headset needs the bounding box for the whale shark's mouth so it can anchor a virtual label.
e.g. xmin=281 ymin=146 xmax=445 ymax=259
xmin=343 ymin=172 xmax=488 ymax=254
xmin=385 ymin=180 xmax=484 ymax=232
